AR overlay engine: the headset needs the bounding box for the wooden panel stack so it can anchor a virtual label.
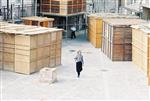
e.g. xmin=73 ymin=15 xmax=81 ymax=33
xmin=131 ymin=24 xmax=150 ymax=85
xmin=41 ymin=0 xmax=86 ymax=15
xmin=22 ymin=16 xmax=54 ymax=28
xmin=102 ymin=18 xmax=145 ymax=61
xmin=87 ymin=13 xmax=138 ymax=48
xmin=0 ymin=22 xmax=63 ymax=74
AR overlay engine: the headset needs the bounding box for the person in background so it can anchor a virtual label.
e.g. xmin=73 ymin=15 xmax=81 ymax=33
xmin=71 ymin=25 xmax=76 ymax=39
xmin=74 ymin=50 xmax=84 ymax=78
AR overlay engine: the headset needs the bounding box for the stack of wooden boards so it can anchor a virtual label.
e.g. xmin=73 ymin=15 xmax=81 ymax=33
xmin=41 ymin=0 xmax=86 ymax=15
xmin=102 ymin=18 xmax=145 ymax=61
xmin=0 ymin=22 xmax=63 ymax=74
xmin=22 ymin=16 xmax=54 ymax=28
xmin=131 ymin=24 xmax=150 ymax=85
xmin=87 ymin=13 xmax=139 ymax=48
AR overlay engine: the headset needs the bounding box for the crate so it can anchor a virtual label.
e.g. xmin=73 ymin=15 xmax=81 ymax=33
xmin=0 ymin=22 xmax=63 ymax=74
xmin=132 ymin=24 xmax=150 ymax=86
xmin=132 ymin=24 xmax=150 ymax=75
xmin=87 ymin=13 xmax=138 ymax=48
xmin=102 ymin=18 xmax=145 ymax=61
xmin=39 ymin=67 xmax=57 ymax=83
xmin=22 ymin=16 xmax=54 ymax=28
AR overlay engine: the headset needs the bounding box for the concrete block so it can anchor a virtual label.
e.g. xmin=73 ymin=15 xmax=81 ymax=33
xmin=39 ymin=67 xmax=57 ymax=84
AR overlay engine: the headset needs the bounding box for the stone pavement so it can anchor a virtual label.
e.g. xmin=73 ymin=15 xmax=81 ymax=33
xmin=0 ymin=34 xmax=149 ymax=100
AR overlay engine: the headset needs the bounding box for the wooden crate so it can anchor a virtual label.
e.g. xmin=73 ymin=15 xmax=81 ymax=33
xmin=0 ymin=22 xmax=63 ymax=74
xmin=87 ymin=13 xmax=138 ymax=48
xmin=22 ymin=16 xmax=54 ymax=28
xmin=131 ymin=24 xmax=150 ymax=86
xmin=102 ymin=18 xmax=145 ymax=61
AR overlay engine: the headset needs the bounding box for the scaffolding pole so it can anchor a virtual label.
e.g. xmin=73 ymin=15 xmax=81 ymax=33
xmin=7 ymin=0 xmax=9 ymax=20
xmin=66 ymin=16 xmax=68 ymax=39
xmin=22 ymin=0 xmax=24 ymax=17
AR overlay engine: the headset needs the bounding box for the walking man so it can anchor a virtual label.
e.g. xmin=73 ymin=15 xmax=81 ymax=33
xmin=71 ymin=26 xmax=76 ymax=39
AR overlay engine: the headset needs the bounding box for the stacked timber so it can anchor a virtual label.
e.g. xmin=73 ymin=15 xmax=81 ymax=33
xmin=87 ymin=13 xmax=138 ymax=48
xmin=102 ymin=18 xmax=145 ymax=61
xmin=22 ymin=16 xmax=54 ymax=27
xmin=0 ymin=22 xmax=63 ymax=74
xmin=131 ymin=24 xmax=150 ymax=85
xmin=41 ymin=0 xmax=86 ymax=15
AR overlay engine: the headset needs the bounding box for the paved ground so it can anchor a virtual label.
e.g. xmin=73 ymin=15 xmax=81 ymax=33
xmin=0 ymin=34 xmax=149 ymax=100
